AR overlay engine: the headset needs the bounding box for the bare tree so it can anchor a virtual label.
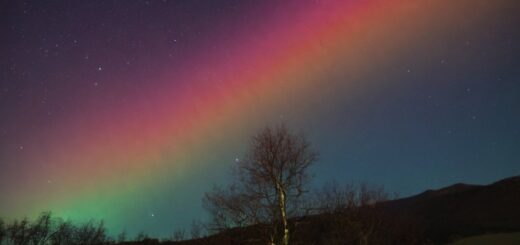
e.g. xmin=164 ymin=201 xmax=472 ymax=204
xmin=204 ymin=124 xmax=317 ymax=245
xmin=203 ymin=183 xmax=261 ymax=233
xmin=116 ymin=230 xmax=127 ymax=243
xmin=50 ymin=219 xmax=75 ymax=245
xmin=171 ymin=228 xmax=185 ymax=241
xmin=75 ymin=219 xmax=107 ymax=245
xmin=7 ymin=217 xmax=31 ymax=245
xmin=134 ymin=231 xmax=160 ymax=245
xmin=0 ymin=212 xmax=114 ymax=245
xmin=313 ymin=181 xmax=390 ymax=245
xmin=190 ymin=220 xmax=205 ymax=239
xmin=28 ymin=211 xmax=53 ymax=245
xmin=0 ymin=218 xmax=5 ymax=245
xmin=134 ymin=231 xmax=149 ymax=242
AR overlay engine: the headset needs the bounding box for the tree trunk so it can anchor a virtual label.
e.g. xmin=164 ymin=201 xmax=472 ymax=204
xmin=277 ymin=183 xmax=289 ymax=245
xmin=359 ymin=234 xmax=368 ymax=245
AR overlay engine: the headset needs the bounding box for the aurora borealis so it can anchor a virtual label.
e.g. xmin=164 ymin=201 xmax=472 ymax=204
xmin=1 ymin=0 xmax=520 ymax=237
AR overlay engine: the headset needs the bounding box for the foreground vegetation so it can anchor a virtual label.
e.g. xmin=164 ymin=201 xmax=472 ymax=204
xmin=0 ymin=212 xmax=110 ymax=245
xmin=0 ymin=180 xmax=414 ymax=244
xmin=2 ymin=174 xmax=519 ymax=245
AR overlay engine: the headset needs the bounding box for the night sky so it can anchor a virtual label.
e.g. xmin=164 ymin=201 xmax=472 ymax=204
xmin=1 ymin=0 xmax=520 ymax=238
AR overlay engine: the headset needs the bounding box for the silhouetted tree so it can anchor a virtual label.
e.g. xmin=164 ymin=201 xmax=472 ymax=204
xmin=190 ymin=220 xmax=205 ymax=239
xmin=116 ymin=230 xmax=126 ymax=243
xmin=317 ymin=182 xmax=388 ymax=244
xmin=28 ymin=211 xmax=53 ymax=245
xmin=204 ymin=124 xmax=318 ymax=245
xmin=7 ymin=217 xmax=31 ymax=245
xmin=134 ymin=231 xmax=149 ymax=242
xmin=171 ymin=228 xmax=185 ymax=241
xmin=0 ymin=218 xmax=7 ymax=245
xmin=0 ymin=212 xmax=115 ymax=245
xmin=75 ymin=220 xmax=107 ymax=245
xmin=50 ymin=219 xmax=75 ymax=245
xmin=203 ymin=184 xmax=256 ymax=232
xmin=0 ymin=218 xmax=5 ymax=245
xmin=308 ymin=181 xmax=428 ymax=245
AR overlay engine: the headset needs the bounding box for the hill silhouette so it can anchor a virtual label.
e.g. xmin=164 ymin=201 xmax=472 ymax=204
xmin=128 ymin=175 xmax=520 ymax=244
xmin=2 ymin=176 xmax=518 ymax=244
xmin=382 ymin=175 xmax=520 ymax=242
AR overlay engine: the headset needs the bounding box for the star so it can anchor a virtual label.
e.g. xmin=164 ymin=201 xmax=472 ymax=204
xmin=98 ymin=66 xmax=102 ymax=71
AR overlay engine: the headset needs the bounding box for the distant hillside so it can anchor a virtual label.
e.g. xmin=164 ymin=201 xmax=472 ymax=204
xmin=383 ymin=176 xmax=520 ymax=242
xmin=127 ymin=175 xmax=520 ymax=244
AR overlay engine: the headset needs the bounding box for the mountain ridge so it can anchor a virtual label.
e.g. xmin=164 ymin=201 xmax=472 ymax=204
xmin=127 ymin=175 xmax=520 ymax=244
